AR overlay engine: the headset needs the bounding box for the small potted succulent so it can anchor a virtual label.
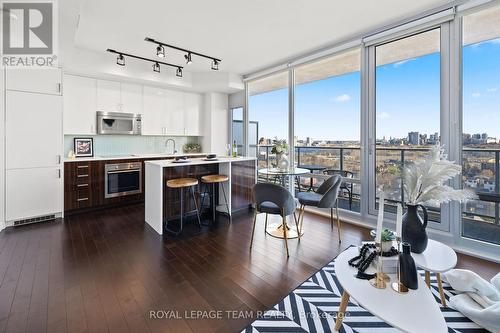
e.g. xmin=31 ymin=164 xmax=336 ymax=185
xmin=371 ymin=228 xmax=395 ymax=253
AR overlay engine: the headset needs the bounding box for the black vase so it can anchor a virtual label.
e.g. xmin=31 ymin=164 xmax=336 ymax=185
xmin=402 ymin=204 xmax=428 ymax=253
xmin=399 ymin=242 xmax=418 ymax=290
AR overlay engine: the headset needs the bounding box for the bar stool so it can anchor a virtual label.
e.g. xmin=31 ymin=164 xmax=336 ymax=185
xmin=165 ymin=177 xmax=201 ymax=235
xmin=200 ymin=174 xmax=231 ymax=223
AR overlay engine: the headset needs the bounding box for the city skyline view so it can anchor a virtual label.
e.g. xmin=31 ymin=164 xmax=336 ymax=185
xmin=248 ymin=38 xmax=500 ymax=144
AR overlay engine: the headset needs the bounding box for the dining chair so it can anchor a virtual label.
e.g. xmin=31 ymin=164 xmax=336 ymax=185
xmin=296 ymin=175 xmax=343 ymax=242
xmin=250 ymin=182 xmax=299 ymax=257
xmin=323 ymin=169 xmax=354 ymax=210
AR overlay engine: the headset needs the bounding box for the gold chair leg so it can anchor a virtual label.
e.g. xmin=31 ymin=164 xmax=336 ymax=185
xmin=250 ymin=210 xmax=257 ymax=249
xmin=293 ymin=212 xmax=300 ymax=240
xmin=282 ymin=215 xmax=289 ymax=257
xmin=299 ymin=205 xmax=305 ymax=233
xmin=335 ymin=291 xmax=350 ymax=331
xmin=437 ymin=273 xmax=447 ymax=307
xmin=264 ymin=213 xmax=268 ymax=234
xmin=336 ymin=200 xmax=341 ymax=243
xmin=425 ymin=271 xmax=431 ymax=288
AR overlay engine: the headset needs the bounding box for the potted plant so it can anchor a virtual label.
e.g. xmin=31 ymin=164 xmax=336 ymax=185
xmin=271 ymin=138 xmax=289 ymax=171
xmin=402 ymin=144 xmax=476 ymax=253
xmin=183 ymin=143 xmax=201 ymax=154
xmin=371 ymin=228 xmax=395 ymax=253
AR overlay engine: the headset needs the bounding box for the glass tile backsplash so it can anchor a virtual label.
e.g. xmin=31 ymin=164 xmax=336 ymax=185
xmin=64 ymin=135 xmax=200 ymax=157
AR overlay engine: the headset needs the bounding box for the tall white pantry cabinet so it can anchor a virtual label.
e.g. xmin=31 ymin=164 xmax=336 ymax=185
xmin=4 ymin=68 xmax=63 ymax=224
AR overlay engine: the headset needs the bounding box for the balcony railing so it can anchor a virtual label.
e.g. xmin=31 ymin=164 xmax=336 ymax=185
xmin=255 ymin=144 xmax=500 ymax=234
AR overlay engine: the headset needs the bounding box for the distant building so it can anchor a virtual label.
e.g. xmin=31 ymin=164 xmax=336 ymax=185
xmin=408 ymin=131 xmax=419 ymax=145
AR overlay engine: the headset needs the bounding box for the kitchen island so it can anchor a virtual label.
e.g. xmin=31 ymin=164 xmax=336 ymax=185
xmin=145 ymin=157 xmax=257 ymax=235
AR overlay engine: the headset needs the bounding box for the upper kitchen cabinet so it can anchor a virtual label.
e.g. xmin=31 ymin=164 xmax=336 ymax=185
xmin=142 ymin=86 xmax=166 ymax=135
xmin=63 ymin=74 xmax=97 ymax=134
xmin=6 ymin=68 xmax=62 ymax=95
xmin=6 ymin=90 xmax=63 ymax=169
xmin=121 ymin=83 xmax=143 ymax=114
xmin=184 ymin=92 xmax=202 ymax=136
xmin=96 ymin=79 xmax=121 ymax=112
xmin=164 ymin=90 xmax=185 ymax=135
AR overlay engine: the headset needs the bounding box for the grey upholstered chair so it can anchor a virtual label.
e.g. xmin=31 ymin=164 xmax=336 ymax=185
xmin=250 ymin=182 xmax=299 ymax=257
xmin=296 ymin=175 xmax=343 ymax=242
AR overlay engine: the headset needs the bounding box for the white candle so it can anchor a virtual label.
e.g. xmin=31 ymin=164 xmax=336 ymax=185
xmin=396 ymin=203 xmax=403 ymax=238
xmin=375 ymin=193 xmax=385 ymax=243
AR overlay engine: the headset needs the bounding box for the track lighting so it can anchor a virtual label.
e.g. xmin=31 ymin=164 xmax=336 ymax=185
xmin=211 ymin=59 xmax=219 ymax=71
xmin=185 ymin=53 xmax=192 ymax=65
xmin=106 ymin=49 xmax=183 ymax=78
xmin=116 ymin=54 xmax=125 ymax=66
xmin=145 ymin=37 xmax=221 ymax=71
xmin=156 ymin=45 xmax=165 ymax=58
xmin=152 ymin=62 xmax=160 ymax=73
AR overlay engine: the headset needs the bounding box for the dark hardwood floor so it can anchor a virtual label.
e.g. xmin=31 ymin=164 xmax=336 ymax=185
xmin=0 ymin=204 xmax=497 ymax=333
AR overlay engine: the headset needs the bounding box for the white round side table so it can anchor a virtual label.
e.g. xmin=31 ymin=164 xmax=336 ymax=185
xmin=411 ymin=239 xmax=457 ymax=307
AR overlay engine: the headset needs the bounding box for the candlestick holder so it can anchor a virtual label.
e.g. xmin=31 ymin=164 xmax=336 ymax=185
xmin=370 ymin=242 xmax=387 ymax=289
xmin=391 ymin=236 xmax=409 ymax=294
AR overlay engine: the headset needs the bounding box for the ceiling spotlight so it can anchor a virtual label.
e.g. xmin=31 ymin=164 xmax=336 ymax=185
xmin=176 ymin=67 xmax=183 ymax=77
xmin=211 ymin=59 xmax=219 ymax=70
xmin=156 ymin=45 xmax=165 ymax=58
xmin=116 ymin=54 xmax=125 ymax=66
xmin=185 ymin=53 xmax=192 ymax=65
xmin=152 ymin=62 xmax=160 ymax=73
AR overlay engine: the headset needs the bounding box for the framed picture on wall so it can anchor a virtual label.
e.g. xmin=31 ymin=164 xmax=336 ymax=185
xmin=74 ymin=138 xmax=94 ymax=157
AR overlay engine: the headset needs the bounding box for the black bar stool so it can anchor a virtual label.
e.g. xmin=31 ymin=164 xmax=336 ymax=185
xmin=200 ymin=174 xmax=230 ymax=223
xmin=165 ymin=177 xmax=201 ymax=235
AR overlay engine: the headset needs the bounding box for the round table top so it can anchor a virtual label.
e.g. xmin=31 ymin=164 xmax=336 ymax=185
xmin=297 ymin=164 xmax=327 ymax=172
xmin=258 ymin=167 xmax=310 ymax=176
xmin=335 ymin=247 xmax=448 ymax=333
xmin=412 ymin=239 xmax=457 ymax=273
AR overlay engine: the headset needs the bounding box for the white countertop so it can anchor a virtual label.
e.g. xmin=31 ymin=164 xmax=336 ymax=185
xmin=145 ymin=156 xmax=256 ymax=167
xmin=64 ymin=152 xmax=210 ymax=162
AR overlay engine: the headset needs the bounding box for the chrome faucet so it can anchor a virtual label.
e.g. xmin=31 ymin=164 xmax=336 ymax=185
xmin=165 ymin=139 xmax=177 ymax=155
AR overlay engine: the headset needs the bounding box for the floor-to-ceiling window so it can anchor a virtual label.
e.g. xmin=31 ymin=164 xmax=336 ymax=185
xmin=294 ymin=48 xmax=361 ymax=212
xmin=461 ymin=5 xmax=500 ymax=245
xmin=373 ymin=28 xmax=442 ymax=222
xmin=248 ymin=72 xmax=289 ymax=173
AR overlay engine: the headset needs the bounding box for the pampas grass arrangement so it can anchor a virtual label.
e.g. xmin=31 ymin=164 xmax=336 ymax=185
xmin=403 ymin=144 xmax=477 ymax=207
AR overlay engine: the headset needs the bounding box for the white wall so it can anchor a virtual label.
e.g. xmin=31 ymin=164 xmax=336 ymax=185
xmin=201 ymin=93 xmax=229 ymax=155
xmin=228 ymin=91 xmax=245 ymax=109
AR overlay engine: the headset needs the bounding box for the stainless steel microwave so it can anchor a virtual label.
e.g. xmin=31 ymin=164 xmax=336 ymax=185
xmin=96 ymin=111 xmax=142 ymax=135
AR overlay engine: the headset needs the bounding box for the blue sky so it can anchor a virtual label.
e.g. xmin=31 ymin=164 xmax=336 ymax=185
xmin=248 ymin=38 xmax=500 ymax=142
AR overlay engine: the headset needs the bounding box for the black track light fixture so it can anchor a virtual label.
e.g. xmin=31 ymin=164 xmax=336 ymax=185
xmin=185 ymin=52 xmax=192 ymax=65
xmin=145 ymin=37 xmax=221 ymax=71
xmin=211 ymin=59 xmax=219 ymax=70
xmin=156 ymin=45 xmax=165 ymax=58
xmin=152 ymin=62 xmax=160 ymax=73
xmin=116 ymin=54 xmax=125 ymax=66
xmin=176 ymin=67 xmax=183 ymax=77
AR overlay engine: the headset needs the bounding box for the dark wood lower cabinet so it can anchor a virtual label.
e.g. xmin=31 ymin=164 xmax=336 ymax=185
xmin=231 ymin=159 xmax=256 ymax=212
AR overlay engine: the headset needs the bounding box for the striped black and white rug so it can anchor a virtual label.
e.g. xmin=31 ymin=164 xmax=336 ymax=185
xmin=241 ymin=251 xmax=488 ymax=333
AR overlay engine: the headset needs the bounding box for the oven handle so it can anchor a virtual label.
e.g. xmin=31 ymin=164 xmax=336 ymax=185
xmin=107 ymin=169 xmax=141 ymax=175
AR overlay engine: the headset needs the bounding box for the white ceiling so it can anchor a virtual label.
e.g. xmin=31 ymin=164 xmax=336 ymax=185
xmin=62 ymin=0 xmax=452 ymax=91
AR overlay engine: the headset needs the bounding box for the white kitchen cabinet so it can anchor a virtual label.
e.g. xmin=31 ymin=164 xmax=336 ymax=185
xmin=6 ymin=168 xmax=62 ymax=221
xmin=6 ymin=68 xmax=62 ymax=95
xmin=165 ymin=90 xmax=184 ymax=135
xmin=184 ymin=92 xmax=202 ymax=136
xmin=6 ymin=90 xmax=63 ymax=169
xmin=96 ymin=79 xmax=121 ymax=112
xmin=121 ymin=83 xmax=143 ymax=114
xmin=142 ymin=86 xmax=167 ymax=135
xmin=63 ymin=75 xmax=97 ymax=134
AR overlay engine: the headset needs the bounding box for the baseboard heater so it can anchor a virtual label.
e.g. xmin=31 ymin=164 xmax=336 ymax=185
xmin=13 ymin=214 xmax=56 ymax=227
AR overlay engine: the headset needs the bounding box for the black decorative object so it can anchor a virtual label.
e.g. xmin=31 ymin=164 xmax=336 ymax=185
xmin=399 ymin=242 xmax=418 ymax=290
xmin=74 ymin=138 xmax=93 ymax=157
xmin=402 ymin=204 xmax=428 ymax=253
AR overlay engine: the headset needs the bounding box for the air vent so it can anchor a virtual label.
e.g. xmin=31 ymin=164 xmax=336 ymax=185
xmin=13 ymin=214 xmax=56 ymax=226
